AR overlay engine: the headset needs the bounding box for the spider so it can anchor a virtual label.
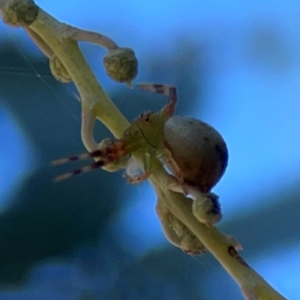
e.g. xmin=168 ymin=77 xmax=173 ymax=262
xmin=52 ymin=83 xmax=176 ymax=183
xmin=52 ymin=83 xmax=227 ymax=255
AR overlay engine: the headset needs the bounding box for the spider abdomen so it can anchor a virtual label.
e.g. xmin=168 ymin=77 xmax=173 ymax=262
xmin=164 ymin=116 xmax=228 ymax=193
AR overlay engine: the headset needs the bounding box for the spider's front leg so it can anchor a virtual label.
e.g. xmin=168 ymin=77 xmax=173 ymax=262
xmin=52 ymin=136 xmax=139 ymax=181
xmin=137 ymin=83 xmax=177 ymax=119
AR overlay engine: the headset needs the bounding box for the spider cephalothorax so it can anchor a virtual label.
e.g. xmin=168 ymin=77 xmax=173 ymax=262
xmin=53 ymin=83 xmax=229 ymax=254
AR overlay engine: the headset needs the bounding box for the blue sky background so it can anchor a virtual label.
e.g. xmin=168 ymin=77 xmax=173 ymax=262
xmin=0 ymin=0 xmax=300 ymax=299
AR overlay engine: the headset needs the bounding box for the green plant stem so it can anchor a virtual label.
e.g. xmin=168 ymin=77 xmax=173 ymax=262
xmin=30 ymin=8 xmax=130 ymax=140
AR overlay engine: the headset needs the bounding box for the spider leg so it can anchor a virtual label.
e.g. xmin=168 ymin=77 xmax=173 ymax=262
xmin=52 ymin=140 xmax=125 ymax=166
xmin=162 ymin=148 xmax=186 ymax=186
xmin=52 ymin=140 xmax=128 ymax=181
xmin=137 ymin=83 xmax=177 ymax=118
xmin=54 ymin=160 xmax=106 ymax=181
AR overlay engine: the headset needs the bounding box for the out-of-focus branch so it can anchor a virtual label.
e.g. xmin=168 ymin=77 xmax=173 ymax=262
xmin=0 ymin=1 xmax=287 ymax=299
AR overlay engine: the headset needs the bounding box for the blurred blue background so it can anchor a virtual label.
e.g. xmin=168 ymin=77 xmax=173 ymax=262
xmin=0 ymin=0 xmax=300 ymax=299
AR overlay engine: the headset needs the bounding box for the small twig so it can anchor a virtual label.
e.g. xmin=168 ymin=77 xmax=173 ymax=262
xmin=61 ymin=24 xmax=119 ymax=50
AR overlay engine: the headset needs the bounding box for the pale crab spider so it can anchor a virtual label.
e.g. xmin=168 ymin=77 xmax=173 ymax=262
xmin=53 ymin=83 xmax=228 ymax=255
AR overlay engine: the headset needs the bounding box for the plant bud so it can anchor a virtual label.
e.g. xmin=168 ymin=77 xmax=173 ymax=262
xmin=49 ymin=55 xmax=72 ymax=83
xmin=2 ymin=0 xmax=39 ymax=27
xmin=103 ymin=47 xmax=138 ymax=86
